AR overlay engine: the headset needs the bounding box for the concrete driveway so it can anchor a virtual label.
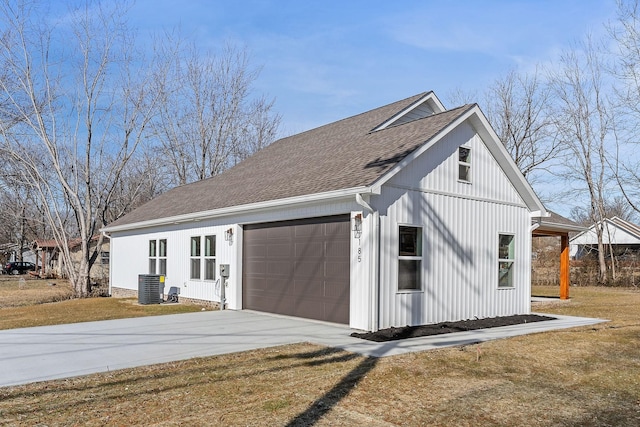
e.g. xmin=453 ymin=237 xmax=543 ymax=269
xmin=0 ymin=309 xmax=606 ymax=388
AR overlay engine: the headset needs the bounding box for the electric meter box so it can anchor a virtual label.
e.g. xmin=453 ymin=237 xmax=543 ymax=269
xmin=220 ymin=264 xmax=230 ymax=278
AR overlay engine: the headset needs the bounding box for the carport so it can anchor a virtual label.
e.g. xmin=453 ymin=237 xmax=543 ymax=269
xmin=532 ymin=212 xmax=586 ymax=299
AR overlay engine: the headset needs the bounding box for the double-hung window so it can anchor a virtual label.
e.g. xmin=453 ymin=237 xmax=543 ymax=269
xmin=458 ymin=146 xmax=471 ymax=183
xmin=498 ymin=234 xmax=515 ymax=288
xmin=191 ymin=235 xmax=216 ymax=280
xmin=149 ymin=239 xmax=167 ymax=275
xmin=398 ymin=226 xmax=423 ymax=291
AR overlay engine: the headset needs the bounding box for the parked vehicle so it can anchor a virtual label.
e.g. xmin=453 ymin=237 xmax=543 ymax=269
xmin=3 ymin=261 xmax=37 ymax=275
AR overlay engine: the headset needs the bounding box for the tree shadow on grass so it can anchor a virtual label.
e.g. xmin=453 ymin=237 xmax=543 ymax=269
xmin=285 ymin=355 xmax=378 ymax=427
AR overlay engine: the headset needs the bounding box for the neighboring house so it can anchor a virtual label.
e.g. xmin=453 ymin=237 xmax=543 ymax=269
xmin=32 ymin=237 xmax=110 ymax=280
xmin=103 ymin=91 xmax=575 ymax=331
xmin=32 ymin=240 xmax=61 ymax=276
xmin=570 ymin=217 xmax=640 ymax=259
xmin=0 ymin=243 xmax=37 ymax=265
xmin=68 ymin=238 xmax=111 ymax=282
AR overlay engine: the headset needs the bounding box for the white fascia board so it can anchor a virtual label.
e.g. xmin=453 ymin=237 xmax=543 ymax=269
xmin=540 ymin=221 xmax=587 ymax=234
xmin=101 ymin=186 xmax=373 ymax=233
xmin=372 ymin=105 xmax=475 ymax=189
xmin=468 ymin=109 xmax=548 ymax=215
xmin=373 ymin=92 xmax=444 ymax=131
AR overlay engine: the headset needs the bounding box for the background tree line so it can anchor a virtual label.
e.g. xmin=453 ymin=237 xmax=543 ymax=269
xmin=0 ymin=0 xmax=280 ymax=295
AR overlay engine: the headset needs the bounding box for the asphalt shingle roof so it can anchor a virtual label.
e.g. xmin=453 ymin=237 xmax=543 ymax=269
xmin=107 ymin=93 xmax=474 ymax=229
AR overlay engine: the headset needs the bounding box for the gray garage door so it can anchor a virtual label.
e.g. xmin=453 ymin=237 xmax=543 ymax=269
xmin=242 ymin=215 xmax=351 ymax=324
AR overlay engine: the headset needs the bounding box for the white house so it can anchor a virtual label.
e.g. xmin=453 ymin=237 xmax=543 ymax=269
xmin=103 ymin=92 xmax=565 ymax=331
xmin=570 ymin=216 xmax=640 ymax=258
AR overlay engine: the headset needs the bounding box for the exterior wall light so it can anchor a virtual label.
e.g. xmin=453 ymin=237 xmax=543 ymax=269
xmin=353 ymin=213 xmax=362 ymax=239
xmin=224 ymin=228 xmax=234 ymax=244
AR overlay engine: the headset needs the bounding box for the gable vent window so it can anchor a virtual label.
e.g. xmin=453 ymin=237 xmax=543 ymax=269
xmin=458 ymin=146 xmax=471 ymax=183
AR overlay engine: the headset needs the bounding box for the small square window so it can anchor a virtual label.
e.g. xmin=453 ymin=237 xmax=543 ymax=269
xmin=399 ymin=226 xmax=422 ymax=256
xmin=459 ymin=147 xmax=471 ymax=163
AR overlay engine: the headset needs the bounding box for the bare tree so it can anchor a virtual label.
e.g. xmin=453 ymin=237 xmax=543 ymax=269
xmin=548 ymin=38 xmax=615 ymax=284
xmin=152 ymin=39 xmax=280 ymax=186
xmin=0 ymin=0 xmax=159 ymax=295
xmin=447 ymin=69 xmax=559 ymax=180
xmin=608 ymin=0 xmax=640 ymax=218
xmin=484 ymin=68 xmax=559 ymax=179
xmin=570 ymin=196 xmax=635 ymax=224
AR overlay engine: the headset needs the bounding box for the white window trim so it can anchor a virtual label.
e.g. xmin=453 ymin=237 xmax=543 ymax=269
xmin=397 ymin=224 xmax=424 ymax=293
xmin=498 ymin=233 xmax=515 ymax=289
xmin=458 ymin=146 xmax=472 ymax=184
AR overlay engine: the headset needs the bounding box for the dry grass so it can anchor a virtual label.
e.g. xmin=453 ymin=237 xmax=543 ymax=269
xmin=0 ymin=277 xmax=206 ymax=330
xmin=1 ymin=286 xmax=640 ymax=426
xmin=0 ymin=276 xmax=74 ymax=308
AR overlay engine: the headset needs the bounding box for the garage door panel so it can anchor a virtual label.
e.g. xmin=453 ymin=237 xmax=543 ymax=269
xmin=293 ymin=260 xmax=323 ymax=279
xmin=325 ymin=260 xmax=350 ymax=279
xmin=294 ymin=296 xmax=326 ymax=320
xmin=325 ymin=301 xmax=349 ymax=324
xmin=267 ymin=226 xmax=292 ymax=240
xmin=244 ymin=243 xmax=266 ymax=259
xmin=293 ymin=279 xmax=323 ymax=298
xmin=264 ymin=277 xmax=291 ymax=294
xmin=267 ymin=243 xmax=292 ymax=258
xmin=325 ymin=240 xmax=350 ymax=258
xmin=266 ymin=260 xmax=293 ymax=277
xmin=243 ymin=215 xmax=350 ymax=324
xmin=324 ymin=280 xmax=350 ymax=299
xmin=324 ymin=221 xmax=350 ymax=237
xmin=294 ymin=241 xmax=323 ymax=258
xmin=244 ymin=260 xmax=266 ymax=276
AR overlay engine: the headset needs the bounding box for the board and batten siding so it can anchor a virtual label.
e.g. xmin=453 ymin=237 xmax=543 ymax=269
xmin=372 ymin=123 xmax=532 ymax=329
xmin=109 ymin=198 xmax=373 ymax=329
xmin=110 ymin=223 xmax=240 ymax=306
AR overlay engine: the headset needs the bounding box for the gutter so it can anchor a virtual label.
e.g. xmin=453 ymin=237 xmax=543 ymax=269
xmin=102 ymin=186 xmax=371 ymax=233
xmin=356 ymin=193 xmax=380 ymax=332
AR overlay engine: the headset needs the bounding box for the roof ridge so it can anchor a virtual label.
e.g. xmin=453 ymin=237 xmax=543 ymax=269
xmin=277 ymin=92 xmax=431 ymax=141
xmin=368 ymin=103 xmax=475 ymax=134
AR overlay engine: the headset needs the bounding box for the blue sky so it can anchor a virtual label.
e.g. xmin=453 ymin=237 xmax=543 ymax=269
xmin=128 ymin=0 xmax=620 ymax=215
xmin=131 ymin=0 xmax=616 ymax=134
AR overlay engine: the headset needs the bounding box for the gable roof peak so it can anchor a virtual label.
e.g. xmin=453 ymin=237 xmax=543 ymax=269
xmin=371 ymin=91 xmax=447 ymax=131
